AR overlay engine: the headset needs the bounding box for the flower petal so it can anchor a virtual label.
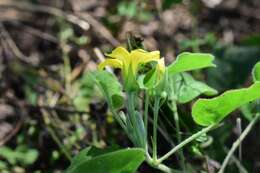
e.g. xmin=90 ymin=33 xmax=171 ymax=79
xmin=105 ymin=46 xmax=130 ymax=61
xmin=129 ymin=49 xmax=160 ymax=76
xmin=130 ymin=49 xmax=160 ymax=63
xmin=98 ymin=59 xmax=123 ymax=70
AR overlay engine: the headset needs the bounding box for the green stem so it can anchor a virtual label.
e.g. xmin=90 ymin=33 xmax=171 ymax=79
xmin=146 ymin=152 xmax=182 ymax=173
xmin=144 ymin=91 xmax=149 ymax=151
xmin=218 ymin=114 xmax=260 ymax=173
xmin=127 ymin=92 xmax=145 ymax=148
xmin=152 ymin=98 xmax=160 ymax=160
xmin=171 ymin=101 xmax=186 ymax=171
xmin=158 ymin=123 xmax=216 ymax=163
xmin=107 ymin=99 xmax=125 ymax=130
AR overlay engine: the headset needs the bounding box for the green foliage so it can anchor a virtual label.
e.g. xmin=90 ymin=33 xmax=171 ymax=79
xmin=252 ymin=61 xmax=260 ymax=82
xmin=66 ymin=148 xmax=145 ymax=173
xmin=192 ymin=82 xmax=260 ymax=126
xmin=179 ymin=33 xmax=217 ymax=52
xmin=73 ymin=72 xmax=97 ymax=111
xmin=88 ymin=71 xmax=124 ymax=109
xmin=117 ymin=1 xmax=152 ymax=22
xmin=58 ymin=19 xmax=88 ymax=46
xmin=0 ymin=146 xmax=38 ymax=166
xmin=207 ymin=46 xmax=260 ymax=90
xmin=240 ymin=103 xmax=256 ymax=121
xmin=167 ymin=52 xmax=216 ymax=75
xmin=24 ymin=85 xmax=38 ymax=105
xmin=241 ymin=34 xmax=260 ymax=46
xmin=170 ymin=73 xmax=218 ymax=103
xmin=118 ymin=1 xmax=137 ymax=18
xmin=0 ymin=160 xmax=7 ymax=170
xmin=163 ymin=0 xmax=182 ymax=9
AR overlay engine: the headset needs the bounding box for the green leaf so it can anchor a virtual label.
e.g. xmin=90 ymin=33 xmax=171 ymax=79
xmin=66 ymin=148 xmax=145 ymax=173
xmin=67 ymin=146 xmax=121 ymax=173
xmin=172 ymin=73 xmax=218 ymax=103
xmin=167 ymin=52 xmax=216 ymax=75
xmin=88 ymin=71 xmax=124 ymax=109
xmin=252 ymin=61 xmax=260 ymax=82
xmin=192 ymin=82 xmax=260 ymax=126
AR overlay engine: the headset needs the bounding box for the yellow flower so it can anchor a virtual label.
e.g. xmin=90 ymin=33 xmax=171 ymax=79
xmin=98 ymin=46 xmax=164 ymax=90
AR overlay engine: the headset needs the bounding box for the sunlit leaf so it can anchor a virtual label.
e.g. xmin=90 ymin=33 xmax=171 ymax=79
xmin=192 ymin=82 xmax=260 ymax=126
xmin=167 ymin=52 xmax=216 ymax=75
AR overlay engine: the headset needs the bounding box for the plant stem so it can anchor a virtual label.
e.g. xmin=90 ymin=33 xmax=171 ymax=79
xmin=145 ymin=152 xmax=182 ymax=173
xmin=158 ymin=123 xmax=216 ymax=163
xmin=127 ymin=92 xmax=146 ymax=148
xmin=107 ymin=100 xmax=125 ymax=130
xmin=144 ymin=91 xmax=149 ymax=151
xmin=171 ymin=101 xmax=186 ymax=171
xmin=218 ymin=114 xmax=260 ymax=173
xmin=152 ymin=98 xmax=160 ymax=160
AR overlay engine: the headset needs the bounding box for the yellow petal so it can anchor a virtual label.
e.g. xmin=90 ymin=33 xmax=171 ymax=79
xmin=98 ymin=59 xmax=123 ymax=70
xmin=105 ymin=46 xmax=130 ymax=61
xmin=142 ymin=50 xmax=160 ymax=63
xmin=129 ymin=49 xmax=160 ymax=76
xmin=130 ymin=49 xmax=160 ymax=63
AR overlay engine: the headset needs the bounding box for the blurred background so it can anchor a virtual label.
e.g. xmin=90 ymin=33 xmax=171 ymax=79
xmin=0 ymin=0 xmax=260 ymax=172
